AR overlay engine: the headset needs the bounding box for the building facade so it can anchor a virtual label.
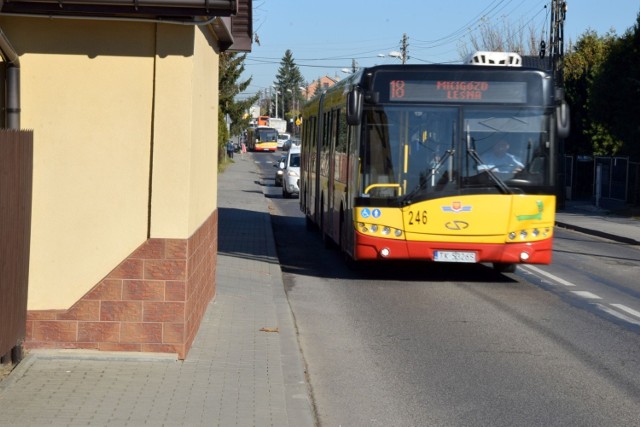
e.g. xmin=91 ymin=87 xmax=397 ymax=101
xmin=0 ymin=1 xmax=251 ymax=359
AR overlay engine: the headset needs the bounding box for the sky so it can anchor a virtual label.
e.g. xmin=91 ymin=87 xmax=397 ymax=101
xmin=241 ymin=0 xmax=639 ymax=100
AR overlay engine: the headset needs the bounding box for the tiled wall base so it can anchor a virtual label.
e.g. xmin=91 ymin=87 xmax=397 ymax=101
xmin=24 ymin=210 xmax=217 ymax=360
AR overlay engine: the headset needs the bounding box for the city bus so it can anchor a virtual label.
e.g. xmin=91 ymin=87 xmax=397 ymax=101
xmin=257 ymin=115 xmax=270 ymax=126
xmin=247 ymin=126 xmax=278 ymax=152
xmin=299 ymin=53 xmax=570 ymax=272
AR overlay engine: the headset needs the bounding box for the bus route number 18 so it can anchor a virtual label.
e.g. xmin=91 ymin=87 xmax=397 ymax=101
xmin=390 ymin=80 xmax=405 ymax=99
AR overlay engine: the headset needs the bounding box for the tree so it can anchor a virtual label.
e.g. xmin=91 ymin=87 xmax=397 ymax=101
xmin=219 ymin=52 xmax=260 ymax=136
xmin=458 ymin=17 xmax=541 ymax=59
xmin=590 ymin=13 xmax=640 ymax=158
xmin=273 ymin=50 xmax=305 ymax=129
xmin=564 ymin=30 xmax=619 ymax=155
xmin=218 ymin=52 xmax=260 ymax=161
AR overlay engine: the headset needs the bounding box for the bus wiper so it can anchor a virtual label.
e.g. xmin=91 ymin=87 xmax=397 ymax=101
xmin=466 ymin=146 xmax=513 ymax=194
xmin=401 ymin=149 xmax=454 ymax=205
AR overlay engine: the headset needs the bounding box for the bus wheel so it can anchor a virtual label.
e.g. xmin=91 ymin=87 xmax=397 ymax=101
xmin=305 ymin=215 xmax=315 ymax=231
xmin=322 ymin=230 xmax=334 ymax=249
xmin=493 ymin=262 xmax=517 ymax=273
xmin=343 ymin=252 xmax=359 ymax=270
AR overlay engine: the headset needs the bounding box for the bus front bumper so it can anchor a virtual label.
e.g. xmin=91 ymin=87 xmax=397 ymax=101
xmin=354 ymin=234 xmax=552 ymax=265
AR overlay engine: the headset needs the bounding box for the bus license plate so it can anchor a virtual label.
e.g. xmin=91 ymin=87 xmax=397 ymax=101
xmin=433 ymin=250 xmax=477 ymax=263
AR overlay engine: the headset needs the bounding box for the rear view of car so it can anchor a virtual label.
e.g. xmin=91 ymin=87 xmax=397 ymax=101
xmin=277 ymin=133 xmax=291 ymax=150
xmin=273 ymin=154 xmax=286 ymax=187
xmin=282 ymin=146 xmax=301 ymax=198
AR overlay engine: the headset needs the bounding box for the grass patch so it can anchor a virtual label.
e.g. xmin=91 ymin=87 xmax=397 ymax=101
xmin=218 ymin=157 xmax=234 ymax=173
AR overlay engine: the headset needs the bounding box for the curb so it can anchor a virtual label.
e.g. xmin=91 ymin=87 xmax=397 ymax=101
xmin=555 ymin=221 xmax=640 ymax=245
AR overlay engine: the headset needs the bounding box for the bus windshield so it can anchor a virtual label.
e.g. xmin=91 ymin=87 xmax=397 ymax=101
xmin=256 ymin=128 xmax=278 ymax=142
xmin=360 ymin=105 xmax=551 ymax=201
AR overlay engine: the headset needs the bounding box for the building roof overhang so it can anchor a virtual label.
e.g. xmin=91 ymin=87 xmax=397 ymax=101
xmin=0 ymin=0 xmax=252 ymax=52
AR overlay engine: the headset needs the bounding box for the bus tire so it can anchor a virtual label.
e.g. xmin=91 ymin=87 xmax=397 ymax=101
xmin=493 ymin=262 xmax=517 ymax=273
xmin=305 ymin=215 xmax=315 ymax=231
xmin=343 ymin=252 xmax=360 ymax=270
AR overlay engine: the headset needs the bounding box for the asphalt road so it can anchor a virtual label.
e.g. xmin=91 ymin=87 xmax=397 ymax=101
xmin=257 ymin=152 xmax=640 ymax=427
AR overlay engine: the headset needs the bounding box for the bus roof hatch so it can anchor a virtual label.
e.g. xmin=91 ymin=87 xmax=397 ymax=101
xmin=466 ymin=51 xmax=522 ymax=67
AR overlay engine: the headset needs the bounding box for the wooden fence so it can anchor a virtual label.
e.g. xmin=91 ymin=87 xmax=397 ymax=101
xmin=0 ymin=130 xmax=33 ymax=366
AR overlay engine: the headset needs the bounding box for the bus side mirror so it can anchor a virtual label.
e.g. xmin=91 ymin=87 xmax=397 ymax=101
xmin=346 ymin=87 xmax=363 ymax=125
xmin=556 ymin=100 xmax=570 ymax=139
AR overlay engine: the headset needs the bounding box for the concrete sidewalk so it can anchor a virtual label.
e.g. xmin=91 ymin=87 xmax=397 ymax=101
xmin=0 ymin=155 xmax=315 ymax=427
xmin=556 ymin=201 xmax=640 ymax=245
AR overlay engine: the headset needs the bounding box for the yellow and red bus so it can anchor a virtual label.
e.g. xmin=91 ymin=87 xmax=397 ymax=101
xmin=247 ymin=126 xmax=278 ymax=152
xmin=299 ymin=52 xmax=570 ymax=272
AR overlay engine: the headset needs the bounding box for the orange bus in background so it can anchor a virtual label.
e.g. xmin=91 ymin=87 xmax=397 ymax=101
xmin=257 ymin=115 xmax=269 ymax=126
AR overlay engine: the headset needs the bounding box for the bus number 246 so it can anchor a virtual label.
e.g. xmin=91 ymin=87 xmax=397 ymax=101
xmin=408 ymin=210 xmax=428 ymax=225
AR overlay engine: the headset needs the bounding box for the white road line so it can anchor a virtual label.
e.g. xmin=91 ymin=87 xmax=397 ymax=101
xmin=570 ymin=291 xmax=602 ymax=299
xmin=522 ymin=267 xmax=640 ymax=328
xmin=522 ymin=265 xmax=576 ymax=287
xmin=596 ymin=303 xmax=640 ymax=326
xmin=610 ymin=303 xmax=640 ymax=320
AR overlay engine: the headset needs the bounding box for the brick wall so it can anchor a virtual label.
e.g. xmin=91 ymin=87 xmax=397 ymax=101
xmin=24 ymin=210 xmax=217 ymax=360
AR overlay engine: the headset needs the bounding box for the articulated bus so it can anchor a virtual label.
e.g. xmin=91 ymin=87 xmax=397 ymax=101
xmin=247 ymin=126 xmax=278 ymax=152
xmin=299 ymin=53 xmax=569 ymax=272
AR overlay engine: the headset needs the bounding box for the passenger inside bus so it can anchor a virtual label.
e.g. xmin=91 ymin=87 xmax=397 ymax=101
xmin=405 ymin=111 xmax=452 ymax=193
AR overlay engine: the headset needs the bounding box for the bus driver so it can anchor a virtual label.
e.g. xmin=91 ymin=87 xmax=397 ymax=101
xmin=478 ymin=139 xmax=524 ymax=173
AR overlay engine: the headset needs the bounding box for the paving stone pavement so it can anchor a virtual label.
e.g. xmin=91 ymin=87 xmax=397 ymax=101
xmin=0 ymin=155 xmax=315 ymax=427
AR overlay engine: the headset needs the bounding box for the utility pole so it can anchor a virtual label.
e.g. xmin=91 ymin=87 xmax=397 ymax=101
xmin=549 ymin=0 xmax=567 ymax=85
xmin=400 ymin=33 xmax=409 ymax=64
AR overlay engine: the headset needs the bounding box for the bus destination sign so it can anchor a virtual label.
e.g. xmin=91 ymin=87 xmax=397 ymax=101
xmin=389 ymin=80 xmax=527 ymax=103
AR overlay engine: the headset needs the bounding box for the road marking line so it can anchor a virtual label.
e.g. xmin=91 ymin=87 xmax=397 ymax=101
xmin=522 ymin=265 xmax=576 ymax=287
xmin=596 ymin=303 xmax=640 ymax=326
xmin=570 ymin=291 xmax=602 ymax=299
xmin=610 ymin=303 xmax=640 ymax=319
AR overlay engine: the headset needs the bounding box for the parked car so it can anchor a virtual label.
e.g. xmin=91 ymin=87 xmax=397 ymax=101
xmin=273 ymin=154 xmax=286 ymax=187
xmin=282 ymin=146 xmax=301 ymax=198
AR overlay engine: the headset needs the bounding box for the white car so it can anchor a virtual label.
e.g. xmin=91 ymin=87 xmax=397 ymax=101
xmin=282 ymin=146 xmax=300 ymax=198
xmin=277 ymin=133 xmax=291 ymax=149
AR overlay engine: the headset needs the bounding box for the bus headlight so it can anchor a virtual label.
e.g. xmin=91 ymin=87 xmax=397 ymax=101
xmin=381 ymin=226 xmax=391 ymax=235
xmin=370 ymin=224 xmax=378 ymax=233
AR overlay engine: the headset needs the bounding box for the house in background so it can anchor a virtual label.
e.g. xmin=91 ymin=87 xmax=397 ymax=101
xmin=0 ymin=0 xmax=252 ymax=360
xmin=302 ymin=75 xmax=340 ymax=100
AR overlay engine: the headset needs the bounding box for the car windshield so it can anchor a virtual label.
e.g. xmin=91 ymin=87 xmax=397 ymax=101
xmin=289 ymin=153 xmax=300 ymax=167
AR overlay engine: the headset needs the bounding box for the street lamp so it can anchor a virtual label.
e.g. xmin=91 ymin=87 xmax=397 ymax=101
xmin=388 ymin=50 xmax=406 ymax=64
xmin=286 ymin=88 xmax=293 ymax=115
